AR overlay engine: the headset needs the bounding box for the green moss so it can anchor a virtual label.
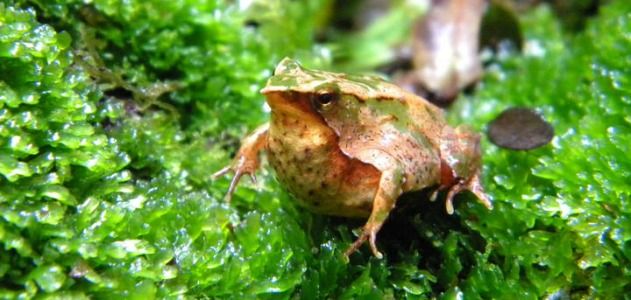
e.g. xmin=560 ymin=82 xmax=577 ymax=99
xmin=0 ymin=0 xmax=629 ymax=299
xmin=0 ymin=3 xmax=128 ymax=298
xmin=447 ymin=2 xmax=631 ymax=298
xmin=0 ymin=0 xmax=322 ymax=298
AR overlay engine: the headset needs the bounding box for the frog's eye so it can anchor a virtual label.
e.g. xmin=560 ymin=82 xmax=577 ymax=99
xmin=312 ymin=92 xmax=338 ymax=110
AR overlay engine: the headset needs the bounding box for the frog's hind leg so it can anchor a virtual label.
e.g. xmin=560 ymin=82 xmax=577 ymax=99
xmin=344 ymin=167 xmax=404 ymax=259
xmin=444 ymin=171 xmax=492 ymax=215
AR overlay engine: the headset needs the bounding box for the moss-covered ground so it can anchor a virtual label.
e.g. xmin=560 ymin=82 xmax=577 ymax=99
xmin=0 ymin=0 xmax=629 ymax=298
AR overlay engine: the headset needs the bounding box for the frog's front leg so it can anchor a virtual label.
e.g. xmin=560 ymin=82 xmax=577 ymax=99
xmin=344 ymin=165 xmax=404 ymax=259
xmin=444 ymin=171 xmax=491 ymax=214
xmin=212 ymin=123 xmax=269 ymax=202
xmin=439 ymin=126 xmax=492 ymax=214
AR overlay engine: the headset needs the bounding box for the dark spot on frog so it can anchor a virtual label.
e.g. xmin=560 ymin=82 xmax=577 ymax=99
xmin=282 ymin=117 xmax=292 ymax=127
xmin=304 ymin=148 xmax=313 ymax=159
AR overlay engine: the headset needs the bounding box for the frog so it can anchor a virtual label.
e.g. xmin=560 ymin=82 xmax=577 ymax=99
xmin=213 ymin=58 xmax=492 ymax=258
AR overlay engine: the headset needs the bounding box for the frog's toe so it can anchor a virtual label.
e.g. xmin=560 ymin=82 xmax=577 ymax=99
xmin=212 ymin=155 xmax=262 ymax=203
xmin=430 ymin=184 xmax=449 ymax=202
xmin=430 ymin=189 xmax=439 ymax=202
xmin=212 ymin=165 xmax=238 ymax=202
xmin=444 ymin=173 xmax=492 ymax=214
xmin=344 ymin=227 xmax=384 ymax=259
xmin=466 ymin=174 xmax=492 ymax=210
xmin=224 ymin=169 xmax=246 ymax=203
xmin=368 ymin=230 xmax=383 ymax=259
xmin=248 ymin=173 xmax=257 ymax=184
xmin=344 ymin=232 xmax=368 ymax=258
xmin=445 ymin=182 xmax=465 ymax=214
xmin=211 ymin=165 xmax=232 ymax=179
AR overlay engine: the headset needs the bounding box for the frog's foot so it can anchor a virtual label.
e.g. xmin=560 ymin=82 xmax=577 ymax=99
xmin=344 ymin=224 xmax=383 ymax=259
xmin=444 ymin=172 xmax=492 ymax=214
xmin=212 ymin=124 xmax=269 ymax=203
xmin=212 ymin=157 xmax=259 ymax=203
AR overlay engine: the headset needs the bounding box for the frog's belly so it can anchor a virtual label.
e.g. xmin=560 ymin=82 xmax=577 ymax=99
xmin=267 ymin=134 xmax=380 ymax=218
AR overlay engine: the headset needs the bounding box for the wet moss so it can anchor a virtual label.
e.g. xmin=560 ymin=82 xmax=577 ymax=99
xmin=0 ymin=0 xmax=629 ymax=299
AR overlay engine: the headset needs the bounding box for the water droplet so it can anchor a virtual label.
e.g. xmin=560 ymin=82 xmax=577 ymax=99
xmin=78 ymin=243 xmax=98 ymax=259
xmin=493 ymin=174 xmax=514 ymax=189
xmin=9 ymin=135 xmax=21 ymax=148
xmin=21 ymin=92 xmax=39 ymax=104
xmin=85 ymin=157 xmax=99 ymax=169
xmin=50 ymin=131 xmax=60 ymax=142
xmin=31 ymin=265 xmax=66 ymax=292
xmin=161 ymin=265 xmax=178 ymax=279
xmin=524 ymin=39 xmax=546 ymax=57
xmin=107 ymin=239 xmax=156 ymax=259
xmin=122 ymin=195 xmax=146 ymax=211
xmin=9 ymin=43 xmax=23 ymax=56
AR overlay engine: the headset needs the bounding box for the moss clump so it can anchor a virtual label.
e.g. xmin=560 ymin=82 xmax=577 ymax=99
xmin=0 ymin=0 xmax=629 ymax=299
xmin=0 ymin=3 xmax=129 ymax=298
xmin=0 ymin=1 xmax=323 ymax=298
xmin=445 ymin=2 xmax=631 ymax=298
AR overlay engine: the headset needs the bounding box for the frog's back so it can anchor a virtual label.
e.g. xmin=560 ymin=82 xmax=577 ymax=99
xmin=399 ymin=89 xmax=447 ymax=143
xmin=264 ymin=58 xmax=448 ymax=192
xmin=318 ymin=91 xmax=446 ymax=192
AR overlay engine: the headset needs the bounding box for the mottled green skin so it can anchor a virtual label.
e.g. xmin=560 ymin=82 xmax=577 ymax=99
xmin=262 ymin=58 xmax=486 ymax=218
xmin=265 ymin=58 xmax=413 ymax=101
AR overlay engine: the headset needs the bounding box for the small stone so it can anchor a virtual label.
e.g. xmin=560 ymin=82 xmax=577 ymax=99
xmin=488 ymin=107 xmax=554 ymax=150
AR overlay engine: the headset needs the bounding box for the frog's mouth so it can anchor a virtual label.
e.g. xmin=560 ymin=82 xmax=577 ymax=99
xmin=263 ymin=91 xmax=322 ymax=121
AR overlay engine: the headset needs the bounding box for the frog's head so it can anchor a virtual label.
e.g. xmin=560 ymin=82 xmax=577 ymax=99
xmin=261 ymin=58 xmax=406 ymax=123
